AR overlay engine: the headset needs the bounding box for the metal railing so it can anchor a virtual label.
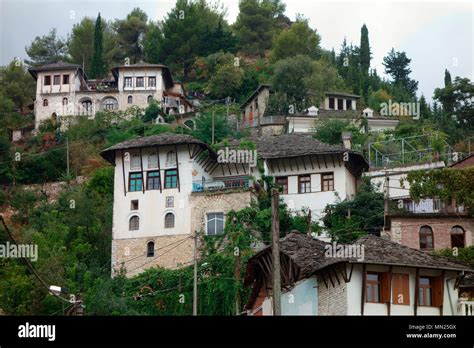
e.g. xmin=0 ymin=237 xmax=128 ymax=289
xmin=241 ymin=116 xmax=286 ymax=128
xmin=192 ymin=177 xmax=250 ymax=192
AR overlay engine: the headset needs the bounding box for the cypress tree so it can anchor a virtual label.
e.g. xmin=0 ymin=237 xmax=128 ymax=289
xmin=360 ymin=24 xmax=371 ymax=73
xmin=444 ymin=69 xmax=452 ymax=87
xmin=90 ymin=13 xmax=106 ymax=78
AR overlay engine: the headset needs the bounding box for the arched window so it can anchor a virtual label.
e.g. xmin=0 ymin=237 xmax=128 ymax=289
xmin=128 ymin=95 xmax=133 ymax=104
xmin=101 ymin=97 xmax=118 ymax=110
xmin=129 ymin=216 xmax=140 ymax=231
xmin=43 ymin=99 xmax=48 ymax=106
xmin=62 ymin=97 xmax=68 ymax=106
xmin=419 ymin=226 xmax=434 ymax=250
xmin=451 ymin=226 xmax=465 ymax=248
xmin=166 ymin=151 xmax=176 ymax=167
xmin=184 ymin=120 xmax=195 ymax=130
xmin=147 ymin=153 xmax=158 ymax=169
xmin=147 ymin=95 xmax=153 ymax=104
xmin=147 ymin=241 xmax=155 ymax=257
xmin=165 ymin=212 xmax=175 ymax=228
xmin=51 ymin=112 xmax=57 ymax=121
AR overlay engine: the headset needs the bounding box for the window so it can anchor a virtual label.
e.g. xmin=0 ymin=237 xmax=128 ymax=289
xmin=148 ymin=77 xmax=156 ymax=87
xmin=102 ymin=97 xmax=118 ymax=110
xmin=128 ymin=95 xmax=133 ymax=104
xmin=62 ymin=97 xmax=68 ymax=106
xmin=129 ymin=173 xmax=143 ymax=192
xmin=147 ymin=95 xmax=153 ymax=104
xmin=366 ymin=273 xmax=381 ymax=303
xmin=346 ymin=99 xmax=352 ymax=110
xmin=166 ymin=196 xmax=174 ymax=208
xmin=131 ymin=200 xmax=139 ymax=210
xmin=53 ymin=75 xmax=60 ymax=85
xmin=165 ymin=151 xmax=176 ymax=167
xmin=298 ymin=175 xmax=311 ymax=193
xmin=43 ymin=99 xmax=48 ymax=107
xmin=124 ymin=77 xmax=132 ymax=87
xmin=321 ymin=173 xmax=334 ymax=191
xmin=147 ymin=153 xmax=158 ymax=169
xmin=136 ymin=77 xmax=144 ymax=87
xmin=276 ymin=177 xmax=288 ymax=194
xmin=451 ymin=226 xmax=465 ymax=248
xmin=164 ymin=169 xmax=178 ymax=189
xmin=81 ymin=100 xmax=92 ymax=114
xmin=147 ymin=171 xmax=160 ymax=190
xmin=165 ymin=212 xmax=175 ymax=228
xmin=147 ymin=241 xmax=154 ymax=257
xmin=328 ymin=97 xmax=334 ymax=109
xmin=391 ymin=273 xmax=410 ymax=305
xmin=419 ymin=226 xmax=434 ymax=250
xmin=129 ymin=216 xmax=139 ymax=231
xmin=207 ymin=213 xmax=224 ymax=235
xmin=130 ymin=153 xmax=141 ymax=170
xmin=63 ymin=75 xmax=69 ymax=84
xmin=44 ymin=75 xmax=51 ymax=86
xmin=418 ymin=277 xmax=432 ymax=306
xmin=337 ymin=99 xmax=344 ymax=110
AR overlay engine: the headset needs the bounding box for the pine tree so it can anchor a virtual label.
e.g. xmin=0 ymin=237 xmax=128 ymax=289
xmin=359 ymin=24 xmax=371 ymax=73
xmin=90 ymin=13 xmax=106 ymax=78
xmin=444 ymin=69 xmax=452 ymax=87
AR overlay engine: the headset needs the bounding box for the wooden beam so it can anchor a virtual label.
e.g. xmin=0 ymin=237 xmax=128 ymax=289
xmin=331 ymin=267 xmax=341 ymax=285
xmin=320 ymin=272 xmax=328 ymax=288
xmin=337 ymin=154 xmax=342 ymax=167
xmin=295 ymin=157 xmax=300 ymax=171
xmin=282 ymin=159 xmax=286 ymax=172
xmin=276 ymin=159 xmax=281 ymax=173
xmin=326 ymin=269 xmax=335 ymax=287
xmin=323 ymin=154 xmax=328 ymax=168
xmin=155 ymin=146 xmax=162 ymax=193
xmin=302 ymin=156 xmax=307 ymax=171
xmin=315 ymin=155 xmax=321 ymax=169
xmin=440 ymin=270 xmax=445 ymax=316
xmin=309 ymin=156 xmax=315 ymax=170
xmin=139 ymin=147 xmax=145 ymax=194
xmin=175 ymin=144 xmax=180 ymax=192
xmin=414 ymin=267 xmax=419 ymax=316
xmin=121 ymin=150 xmax=127 ymax=196
xmin=331 ymin=154 xmax=336 ymax=168
xmin=387 ymin=265 xmax=392 ymax=316
xmin=289 ymin=158 xmax=293 ymax=171
xmin=361 ymin=264 xmax=366 ymax=316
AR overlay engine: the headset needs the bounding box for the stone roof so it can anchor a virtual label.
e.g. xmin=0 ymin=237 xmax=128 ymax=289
xmin=244 ymin=232 xmax=473 ymax=286
xmin=240 ymin=84 xmax=271 ymax=109
xmin=100 ymin=133 xmax=212 ymax=165
xmin=460 ymin=272 xmax=474 ymax=288
xmin=325 ymin=91 xmax=360 ymax=98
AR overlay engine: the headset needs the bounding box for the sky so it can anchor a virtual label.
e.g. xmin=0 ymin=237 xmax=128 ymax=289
xmin=0 ymin=0 xmax=472 ymax=101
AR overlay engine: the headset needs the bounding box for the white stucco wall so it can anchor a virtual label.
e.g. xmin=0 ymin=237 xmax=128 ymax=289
xmin=262 ymin=277 xmax=318 ymax=315
xmin=346 ymin=264 xmax=460 ymax=316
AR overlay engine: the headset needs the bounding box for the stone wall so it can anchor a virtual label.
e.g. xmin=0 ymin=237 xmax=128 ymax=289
xmin=318 ymin=275 xmax=348 ymax=315
xmin=388 ymin=216 xmax=473 ymax=250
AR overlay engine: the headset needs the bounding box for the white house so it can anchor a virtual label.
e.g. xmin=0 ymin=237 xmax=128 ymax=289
xmin=28 ymin=61 xmax=193 ymax=129
xmin=244 ymin=232 xmax=473 ymax=316
xmin=100 ymin=132 xmax=368 ymax=276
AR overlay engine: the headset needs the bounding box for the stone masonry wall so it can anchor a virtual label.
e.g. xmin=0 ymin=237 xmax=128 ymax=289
xmin=318 ymin=275 xmax=348 ymax=315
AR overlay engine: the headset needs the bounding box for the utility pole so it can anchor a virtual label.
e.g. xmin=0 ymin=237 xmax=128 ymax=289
xmin=193 ymin=230 xmax=198 ymax=316
xmin=233 ymin=216 xmax=241 ymax=316
xmin=211 ymin=111 xmax=215 ymax=145
xmin=271 ymin=188 xmax=281 ymax=315
xmin=66 ymin=137 xmax=70 ymax=176
xmin=383 ymin=172 xmax=390 ymax=231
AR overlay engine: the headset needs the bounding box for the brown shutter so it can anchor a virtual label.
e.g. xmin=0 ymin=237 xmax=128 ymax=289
xmin=432 ymin=276 xmax=444 ymax=307
xmin=391 ymin=274 xmax=410 ymax=305
xmin=381 ymin=272 xmax=391 ymax=303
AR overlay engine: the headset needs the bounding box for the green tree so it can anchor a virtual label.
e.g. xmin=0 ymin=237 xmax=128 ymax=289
xmin=322 ymin=178 xmax=384 ymax=242
xmin=143 ymin=22 xmax=163 ymax=64
xmin=116 ymin=8 xmax=148 ymax=64
xmin=0 ymin=60 xmax=36 ymax=110
xmin=208 ymin=63 xmax=244 ymax=99
xmin=270 ymin=19 xmax=321 ymax=61
xmin=359 ymin=24 xmax=371 ymax=73
xmin=68 ymin=17 xmax=95 ymax=76
xmin=25 ymin=28 xmax=68 ymax=66
xmin=90 ymin=13 xmax=107 ymax=78
xmin=200 ymin=20 xmax=238 ymax=56
xmin=382 ymin=48 xmax=418 ymax=97
xmin=233 ymin=0 xmax=276 ymax=56
xmin=193 ymin=112 xmax=232 ymax=144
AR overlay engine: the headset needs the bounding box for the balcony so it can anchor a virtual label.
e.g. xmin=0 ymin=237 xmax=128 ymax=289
xmin=192 ymin=177 xmax=250 ymax=193
xmin=458 ymin=300 xmax=474 ymax=315
xmin=241 ymin=116 xmax=286 ymax=128
xmin=400 ymin=198 xmax=468 ymax=215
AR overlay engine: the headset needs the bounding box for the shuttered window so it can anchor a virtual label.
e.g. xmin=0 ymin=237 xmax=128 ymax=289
xmin=392 ymin=273 xmax=410 ymax=305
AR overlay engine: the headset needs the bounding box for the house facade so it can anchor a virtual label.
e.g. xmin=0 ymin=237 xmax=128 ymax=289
xmin=28 ymin=61 xmax=193 ymax=129
xmin=100 ymin=132 xmax=368 ymax=276
xmin=244 ymin=232 xmax=473 ymax=316
xmin=240 ymin=87 xmax=398 ymax=134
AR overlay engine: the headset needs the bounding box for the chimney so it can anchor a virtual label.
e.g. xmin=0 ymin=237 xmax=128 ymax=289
xmin=342 ymin=131 xmax=352 ymax=150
